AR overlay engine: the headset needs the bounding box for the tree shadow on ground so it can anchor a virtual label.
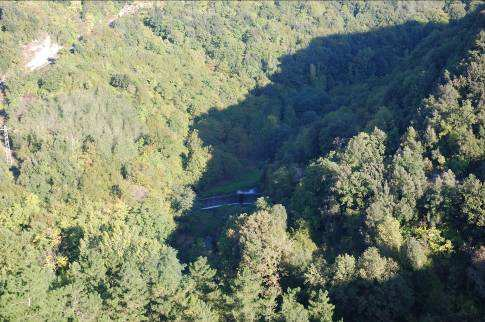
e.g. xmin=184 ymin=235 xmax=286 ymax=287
xmin=170 ymin=11 xmax=479 ymax=265
xmin=327 ymin=251 xmax=483 ymax=321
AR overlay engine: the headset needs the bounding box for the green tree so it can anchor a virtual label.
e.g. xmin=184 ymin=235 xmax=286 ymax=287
xmin=331 ymin=254 xmax=356 ymax=286
xmin=308 ymin=289 xmax=335 ymax=322
xmin=404 ymin=237 xmax=428 ymax=270
xmin=236 ymin=202 xmax=290 ymax=293
xmin=175 ymin=257 xmax=221 ymax=321
xmin=331 ymin=129 xmax=387 ymax=216
xmin=0 ymin=229 xmax=68 ymax=320
xmin=375 ymin=215 xmax=404 ymax=255
xmin=459 ymin=175 xmax=484 ymax=231
xmin=390 ymin=127 xmax=429 ymax=222
xmin=281 ymin=288 xmax=309 ymax=322
xmin=226 ymin=267 xmax=266 ymax=322
xmin=357 ymin=247 xmax=398 ymax=282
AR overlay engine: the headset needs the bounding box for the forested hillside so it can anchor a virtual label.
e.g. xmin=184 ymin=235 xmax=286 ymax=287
xmin=0 ymin=1 xmax=483 ymax=321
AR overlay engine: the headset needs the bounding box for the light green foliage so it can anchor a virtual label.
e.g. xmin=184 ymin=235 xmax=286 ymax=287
xmin=281 ymin=288 xmax=310 ymax=322
xmin=183 ymin=257 xmax=221 ymax=319
xmin=331 ymin=254 xmax=356 ymax=286
xmin=460 ymin=175 xmax=484 ymax=228
xmin=0 ymin=228 xmax=68 ymax=320
xmin=375 ymin=215 xmax=404 ymax=254
xmin=357 ymin=247 xmax=399 ymax=282
xmin=304 ymin=256 xmax=329 ymax=289
xmin=222 ymin=202 xmax=291 ymax=320
xmin=167 ymin=257 xmax=221 ymax=321
xmin=67 ymin=206 xmax=184 ymax=320
xmin=286 ymin=224 xmax=318 ymax=274
xmin=236 ymin=202 xmax=290 ymax=292
xmin=226 ymin=267 xmax=266 ymax=322
xmin=290 ymin=158 xmax=336 ymax=227
xmin=422 ymin=171 xmax=458 ymax=227
xmin=391 ymin=127 xmax=429 ymax=222
xmin=331 ymin=129 xmax=387 ymax=216
xmin=413 ymin=226 xmax=453 ymax=257
xmin=423 ymin=31 xmax=485 ymax=175
xmin=183 ymin=130 xmax=211 ymax=186
xmin=404 ymin=237 xmax=428 ymax=270
xmin=364 ymin=188 xmax=397 ymax=251
xmin=308 ymin=289 xmax=335 ymax=322
xmin=328 ymin=249 xmax=414 ymax=321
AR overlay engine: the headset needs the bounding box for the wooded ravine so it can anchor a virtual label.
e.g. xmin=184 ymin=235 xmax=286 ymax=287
xmin=0 ymin=1 xmax=483 ymax=321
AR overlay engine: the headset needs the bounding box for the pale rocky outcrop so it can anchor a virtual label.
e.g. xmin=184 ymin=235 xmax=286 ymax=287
xmin=23 ymin=35 xmax=62 ymax=71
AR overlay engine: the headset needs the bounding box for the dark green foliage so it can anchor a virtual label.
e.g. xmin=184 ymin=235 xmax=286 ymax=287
xmin=109 ymin=74 xmax=130 ymax=89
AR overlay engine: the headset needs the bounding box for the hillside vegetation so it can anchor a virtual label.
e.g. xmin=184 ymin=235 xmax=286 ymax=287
xmin=0 ymin=1 xmax=483 ymax=321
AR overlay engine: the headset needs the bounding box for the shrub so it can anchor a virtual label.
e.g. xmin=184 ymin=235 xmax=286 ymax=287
xmin=109 ymin=74 xmax=130 ymax=89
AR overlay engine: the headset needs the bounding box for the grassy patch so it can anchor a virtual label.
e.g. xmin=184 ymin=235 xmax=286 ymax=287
xmin=200 ymin=167 xmax=262 ymax=197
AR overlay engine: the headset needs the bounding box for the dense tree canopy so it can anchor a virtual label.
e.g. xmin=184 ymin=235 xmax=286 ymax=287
xmin=0 ymin=1 xmax=483 ymax=321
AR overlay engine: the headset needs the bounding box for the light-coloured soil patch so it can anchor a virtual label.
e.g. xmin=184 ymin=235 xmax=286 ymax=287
xmin=108 ymin=1 xmax=153 ymax=26
xmin=23 ymin=35 xmax=62 ymax=71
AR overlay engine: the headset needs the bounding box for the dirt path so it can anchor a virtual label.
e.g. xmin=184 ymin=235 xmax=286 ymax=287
xmin=199 ymin=190 xmax=261 ymax=210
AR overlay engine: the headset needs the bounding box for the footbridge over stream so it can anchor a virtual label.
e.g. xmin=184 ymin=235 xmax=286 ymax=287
xmin=198 ymin=188 xmax=261 ymax=210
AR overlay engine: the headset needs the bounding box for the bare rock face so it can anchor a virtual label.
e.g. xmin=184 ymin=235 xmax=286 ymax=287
xmin=23 ymin=35 xmax=62 ymax=71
